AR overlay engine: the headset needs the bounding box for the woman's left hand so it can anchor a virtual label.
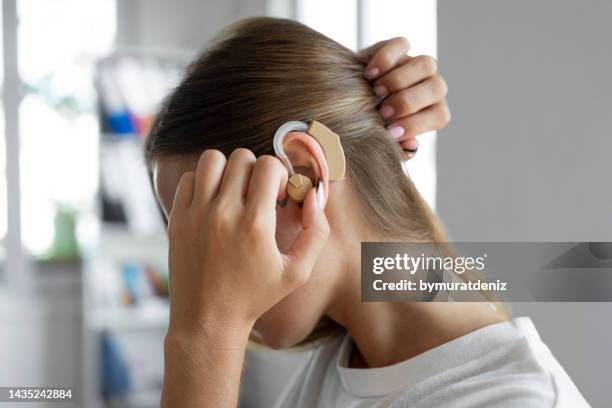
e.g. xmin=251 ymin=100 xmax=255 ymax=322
xmin=361 ymin=37 xmax=451 ymax=159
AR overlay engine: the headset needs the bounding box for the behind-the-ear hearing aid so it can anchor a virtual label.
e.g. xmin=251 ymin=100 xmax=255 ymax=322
xmin=273 ymin=120 xmax=345 ymax=204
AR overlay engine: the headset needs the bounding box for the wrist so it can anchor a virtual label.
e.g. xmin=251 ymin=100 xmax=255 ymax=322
xmin=162 ymin=314 xmax=251 ymax=408
xmin=166 ymin=315 xmax=253 ymax=353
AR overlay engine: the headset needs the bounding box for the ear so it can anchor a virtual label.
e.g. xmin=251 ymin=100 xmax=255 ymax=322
xmin=282 ymin=131 xmax=330 ymax=205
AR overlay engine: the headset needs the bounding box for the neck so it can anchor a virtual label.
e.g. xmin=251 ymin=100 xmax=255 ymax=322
xmin=324 ymin=231 xmax=506 ymax=369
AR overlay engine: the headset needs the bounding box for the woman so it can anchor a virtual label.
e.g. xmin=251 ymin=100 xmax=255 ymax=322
xmin=146 ymin=18 xmax=588 ymax=407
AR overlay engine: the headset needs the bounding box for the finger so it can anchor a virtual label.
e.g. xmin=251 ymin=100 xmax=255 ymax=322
xmin=357 ymin=39 xmax=386 ymax=59
xmin=169 ymin=171 xmax=195 ymax=219
xmin=380 ymin=74 xmax=448 ymax=120
xmin=283 ymin=187 xmax=330 ymax=288
xmin=359 ymin=40 xmax=410 ymax=65
xmin=218 ymin=148 xmax=256 ymax=203
xmin=246 ymin=155 xmax=288 ymax=211
xmin=363 ymin=37 xmax=411 ymax=81
xmin=387 ymin=102 xmax=451 ymax=142
xmin=400 ymin=138 xmax=419 ymax=160
xmin=193 ymin=149 xmax=227 ymax=204
xmin=373 ymin=55 xmax=437 ymax=96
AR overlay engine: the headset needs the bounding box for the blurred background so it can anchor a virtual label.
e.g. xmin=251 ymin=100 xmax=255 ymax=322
xmin=0 ymin=0 xmax=609 ymax=407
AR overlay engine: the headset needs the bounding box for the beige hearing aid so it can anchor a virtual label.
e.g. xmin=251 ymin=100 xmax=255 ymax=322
xmin=273 ymin=120 xmax=345 ymax=203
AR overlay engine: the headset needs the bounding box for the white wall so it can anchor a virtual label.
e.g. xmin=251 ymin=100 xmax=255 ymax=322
xmin=116 ymin=0 xmax=269 ymax=53
xmin=437 ymin=1 xmax=612 ymax=406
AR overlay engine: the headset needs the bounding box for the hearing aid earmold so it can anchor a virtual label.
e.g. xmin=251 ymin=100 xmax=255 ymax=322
xmin=273 ymin=120 xmax=345 ymax=203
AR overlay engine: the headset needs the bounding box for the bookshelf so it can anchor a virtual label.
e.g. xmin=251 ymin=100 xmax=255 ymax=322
xmin=81 ymin=49 xmax=190 ymax=408
xmin=81 ymin=2 xmax=289 ymax=406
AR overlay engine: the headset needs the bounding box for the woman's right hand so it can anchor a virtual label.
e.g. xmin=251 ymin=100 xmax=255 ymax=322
xmin=166 ymin=148 xmax=330 ymax=337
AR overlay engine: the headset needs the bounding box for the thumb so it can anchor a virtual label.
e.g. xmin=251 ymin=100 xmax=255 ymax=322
xmin=283 ymin=186 xmax=330 ymax=286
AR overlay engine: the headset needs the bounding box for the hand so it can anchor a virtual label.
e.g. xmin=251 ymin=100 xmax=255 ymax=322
xmin=162 ymin=149 xmax=328 ymax=407
xmin=361 ymin=37 xmax=451 ymax=159
xmin=166 ymin=149 xmax=330 ymax=336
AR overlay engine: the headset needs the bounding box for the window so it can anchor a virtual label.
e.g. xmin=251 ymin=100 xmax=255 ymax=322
xmin=296 ymin=0 xmax=358 ymax=50
xmin=18 ymin=0 xmax=116 ymax=257
xmin=1 ymin=0 xmax=116 ymax=284
xmin=0 ymin=3 xmax=6 ymax=253
xmin=297 ymin=0 xmax=438 ymax=209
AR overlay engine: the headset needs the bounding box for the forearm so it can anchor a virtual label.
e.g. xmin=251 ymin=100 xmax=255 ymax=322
xmin=161 ymin=322 xmax=251 ymax=408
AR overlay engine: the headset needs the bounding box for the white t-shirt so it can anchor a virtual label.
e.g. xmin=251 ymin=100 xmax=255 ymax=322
xmin=273 ymin=317 xmax=589 ymax=407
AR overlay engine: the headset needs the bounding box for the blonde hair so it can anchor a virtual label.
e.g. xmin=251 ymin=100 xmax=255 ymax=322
xmin=144 ymin=17 xmax=492 ymax=343
xmin=146 ymin=17 xmax=445 ymax=243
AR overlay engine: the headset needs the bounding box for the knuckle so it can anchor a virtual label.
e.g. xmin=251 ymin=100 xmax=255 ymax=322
xmin=431 ymin=74 xmax=448 ymax=97
xmin=244 ymin=212 xmax=269 ymax=236
xmin=200 ymin=149 xmax=225 ymax=166
xmin=257 ymin=154 xmax=279 ymax=169
xmin=438 ymin=104 xmax=452 ymax=125
xmin=378 ymin=54 xmax=395 ymax=70
xmin=179 ymin=170 xmax=195 ymax=182
xmin=231 ymin=148 xmax=256 ymax=162
xmin=278 ymin=161 xmax=288 ymax=178
xmin=397 ymin=91 xmax=416 ymax=114
xmin=392 ymin=36 xmax=410 ymax=51
xmin=311 ymin=221 xmax=331 ymax=244
xmin=197 ymin=150 xmax=225 ymax=172
xmin=318 ymin=223 xmax=331 ymax=241
xmin=418 ymin=55 xmax=438 ymax=76
xmin=286 ymin=267 xmax=310 ymax=287
xmin=209 ymin=205 xmax=233 ymax=233
xmin=258 ymin=155 xmax=287 ymax=180
xmin=385 ymin=72 xmax=403 ymax=90
xmin=294 ymin=269 xmax=310 ymax=286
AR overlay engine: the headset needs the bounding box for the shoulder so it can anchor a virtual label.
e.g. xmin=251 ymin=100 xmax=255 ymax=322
xmin=392 ymin=334 xmax=589 ymax=408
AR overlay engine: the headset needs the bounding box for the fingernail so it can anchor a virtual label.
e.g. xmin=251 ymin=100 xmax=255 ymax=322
xmin=379 ymin=105 xmax=394 ymax=119
xmin=364 ymin=67 xmax=379 ymax=80
xmin=403 ymin=138 xmax=419 ymax=152
xmin=374 ymin=85 xmax=388 ymax=97
xmin=277 ymin=196 xmax=288 ymax=207
xmin=316 ymin=179 xmax=325 ymax=210
xmin=387 ymin=125 xmax=405 ymax=139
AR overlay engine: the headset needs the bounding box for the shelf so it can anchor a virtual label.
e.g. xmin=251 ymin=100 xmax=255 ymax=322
xmin=83 ymin=224 xmax=168 ymax=261
xmin=109 ymin=389 xmax=162 ymax=408
xmin=87 ymin=301 xmax=169 ymax=331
